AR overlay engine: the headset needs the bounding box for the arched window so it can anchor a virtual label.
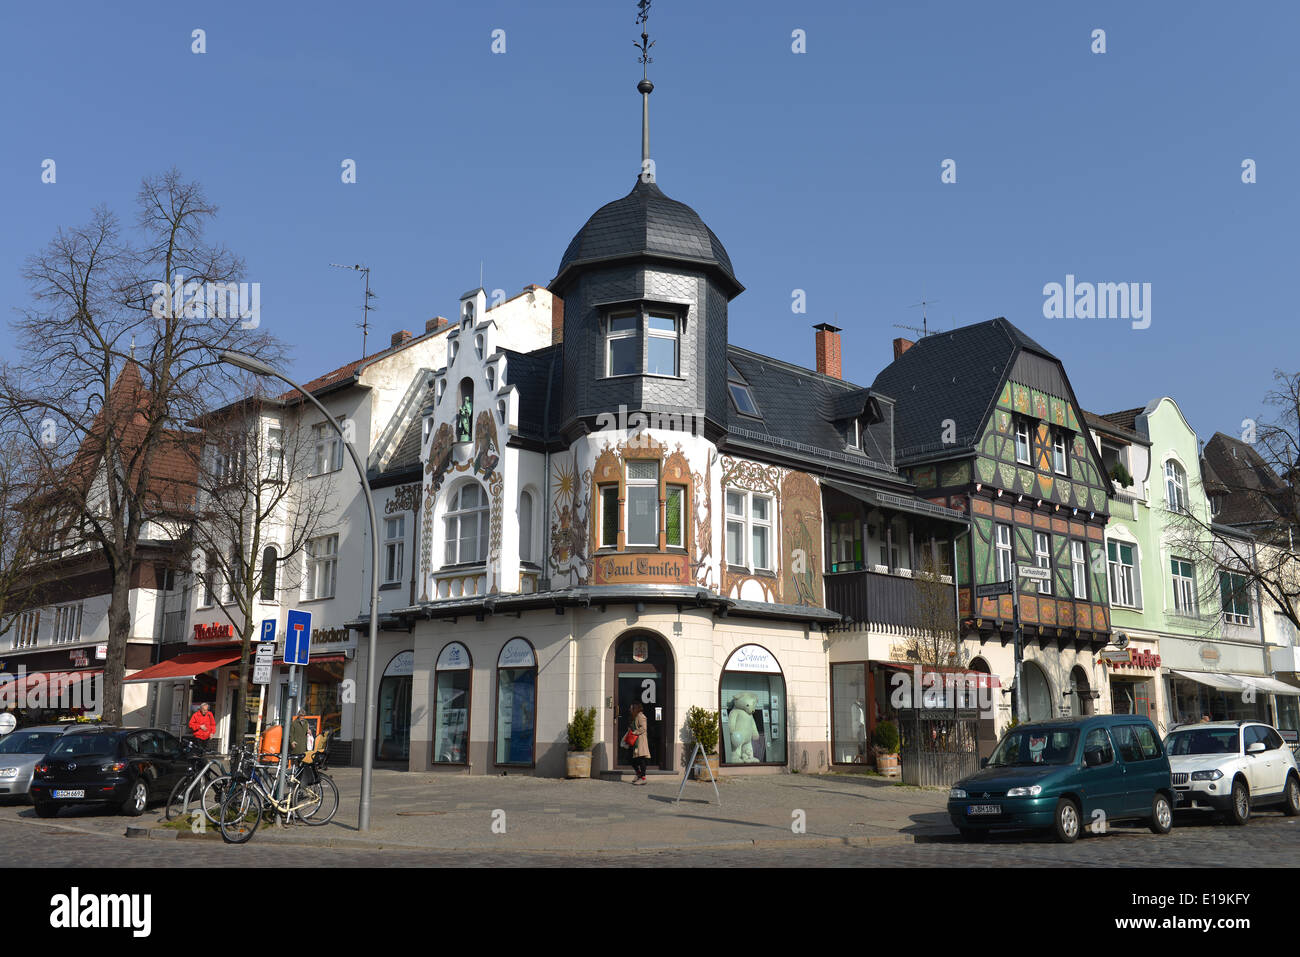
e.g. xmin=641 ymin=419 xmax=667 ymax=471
xmin=474 ymin=333 xmax=485 ymax=361
xmin=519 ymin=490 xmax=534 ymax=564
xmin=456 ymin=378 xmax=474 ymax=442
xmin=445 ymin=482 xmax=490 ymax=565
xmin=720 ymin=644 xmax=786 ymax=766
xmin=433 ymin=642 xmax=472 ymax=765
xmin=495 ymin=638 xmax=536 ymax=766
xmin=260 ymin=545 xmax=278 ymax=602
xmin=1164 ymin=459 xmax=1188 ymax=513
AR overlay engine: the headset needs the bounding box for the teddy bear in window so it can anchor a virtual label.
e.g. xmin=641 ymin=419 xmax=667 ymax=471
xmin=726 ymin=693 xmax=761 ymax=763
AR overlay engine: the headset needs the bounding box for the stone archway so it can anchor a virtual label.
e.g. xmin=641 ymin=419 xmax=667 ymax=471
xmin=1021 ymin=660 xmax=1054 ymax=722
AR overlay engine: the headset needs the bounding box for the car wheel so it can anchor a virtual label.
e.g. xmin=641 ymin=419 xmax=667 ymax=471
xmin=33 ymin=803 xmax=59 ymax=819
xmin=1283 ymin=775 xmax=1300 ymax=817
xmin=1149 ymin=793 xmax=1173 ymax=834
xmin=1227 ymin=779 xmax=1250 ymax=826
xmin=121 ymin=779 xmax=148 ymax=817
xmin=1053 ymin=797 xmax=1081 ymax=843
xmin=958 ymin=827 xmax=986 ymax=842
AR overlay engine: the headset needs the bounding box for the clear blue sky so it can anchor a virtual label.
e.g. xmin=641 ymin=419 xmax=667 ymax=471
xmin=2 ymin=1 xmax=1296 ymax=446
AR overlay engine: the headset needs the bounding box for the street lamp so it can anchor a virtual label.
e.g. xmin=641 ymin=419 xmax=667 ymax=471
xmin=218 ymin=349 xmax=380 ymax=832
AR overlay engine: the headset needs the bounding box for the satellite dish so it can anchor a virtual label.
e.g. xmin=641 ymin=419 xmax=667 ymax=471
xmin=0 ymin=713 xmax=15 ymax=736
xmin=1112 ymin=632 xmax=1129 ymax=649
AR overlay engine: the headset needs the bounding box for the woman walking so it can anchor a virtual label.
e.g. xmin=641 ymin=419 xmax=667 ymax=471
xmin=629 ymin=703 xmax=650 ymax=784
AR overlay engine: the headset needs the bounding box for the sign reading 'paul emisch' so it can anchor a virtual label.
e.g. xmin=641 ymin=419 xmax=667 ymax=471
xmin=594 ymin=553 xmax=689 ymax=586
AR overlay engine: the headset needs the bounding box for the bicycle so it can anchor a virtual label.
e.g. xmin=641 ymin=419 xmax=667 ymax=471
xmin=165 ymin=738 xmax=229 ymax=823
xmin=216 ymin=750 xmax=339 ymax=843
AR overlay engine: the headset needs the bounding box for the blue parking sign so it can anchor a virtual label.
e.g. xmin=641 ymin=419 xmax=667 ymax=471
xmin=285 ymin=609 xmax=312 ymax=666
xmin=260 ymin=618 xmax=277 ymax=644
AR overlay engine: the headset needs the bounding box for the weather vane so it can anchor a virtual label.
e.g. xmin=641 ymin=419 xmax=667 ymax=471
xmin=636 ymin=0 xmax=654 ymax=77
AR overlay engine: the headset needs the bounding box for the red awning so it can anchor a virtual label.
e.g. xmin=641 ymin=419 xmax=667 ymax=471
xmin=124 ymin=650 xmax=242 ymax=683
xmin=877 ymin=661 xmax=1002 ymax=689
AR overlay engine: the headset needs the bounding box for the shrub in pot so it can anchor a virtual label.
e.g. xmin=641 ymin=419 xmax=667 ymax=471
xmin=685 ymin=706 xmax=720 ymax=779
xmin=873 ymin=720 xmax=901 ymax=778
xmin=565 ymin=706 xmax=596 ymax=779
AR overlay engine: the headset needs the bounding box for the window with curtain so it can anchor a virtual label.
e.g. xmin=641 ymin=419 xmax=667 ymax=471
xmin=444 ymin=483 xmax=489 ymax=565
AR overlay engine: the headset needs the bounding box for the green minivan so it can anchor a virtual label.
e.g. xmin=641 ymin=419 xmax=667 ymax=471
xmin=947 ymin=715 xmax=1174 ymax=843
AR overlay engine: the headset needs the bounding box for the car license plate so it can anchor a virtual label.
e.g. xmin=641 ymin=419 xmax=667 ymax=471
xmin=967 ymin=804 xmax=1001 ymax=815
xmin=53 ymin=789 xmax=85 ymax=799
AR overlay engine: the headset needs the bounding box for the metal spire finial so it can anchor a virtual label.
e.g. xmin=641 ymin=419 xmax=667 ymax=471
xmin=635 ymin=1 xmax=655 ymax=181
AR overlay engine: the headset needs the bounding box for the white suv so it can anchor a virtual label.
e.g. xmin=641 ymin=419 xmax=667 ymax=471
xmin=1165 ymin=721 xmax=1300 ymax=824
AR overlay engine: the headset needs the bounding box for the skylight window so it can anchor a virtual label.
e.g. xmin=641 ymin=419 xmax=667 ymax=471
xmin=727 ymin=361 xmax=759 ymax=417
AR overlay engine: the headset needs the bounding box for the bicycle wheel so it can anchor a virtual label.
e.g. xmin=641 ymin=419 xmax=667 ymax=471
xmin=200 ymin=774 xmax=233 ymax=827
xmin=218 ymin=783 xmax=263 ymax=844
xmin=295 ymin=772 xmax=339 ymax=826
xmin=165 ymin=773 xmax=196 ymax=821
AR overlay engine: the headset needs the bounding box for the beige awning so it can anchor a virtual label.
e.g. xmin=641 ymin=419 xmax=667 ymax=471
xmin=1170 ymin=669 xmax=1245 ymax=692
xmin=1228 ymin=673 xmax=1300 ymax=696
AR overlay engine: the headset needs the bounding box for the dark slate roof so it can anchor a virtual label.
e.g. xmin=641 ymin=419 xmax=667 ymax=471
xmin=1202 ymin=432 xmax=1288 ymax=527
xmin=871 ymin=317 xmax=1042 ymax=464
xmin=1083 ymin=409 xmax=1148 ymax=445
xmin=725 ymin=346 xmax=895 ymax=478
xmin=550 ymin=179 xmax=741 ymax=297
xmin=503 ymin=345 xmax=563 ymax=443
xmin=1097 ymin=407 xmax=1144 ymax=433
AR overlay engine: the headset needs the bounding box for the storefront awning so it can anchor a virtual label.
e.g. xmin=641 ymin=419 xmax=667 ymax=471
xmin=1228 ymin=673 xmax=1300 ymax=696
xmin=878 ymin=661 xmax=1001 ymax=688
xmin=821 ymin=480 xmax=969 ymax=524
xmin=1170 ymin=669 xmax=1246 ymax=692
xmin=124 ymin=650 xmax=242 ymax=683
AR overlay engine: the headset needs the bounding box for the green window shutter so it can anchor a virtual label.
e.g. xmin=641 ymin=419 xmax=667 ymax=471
xmin=665 ymin=486 xmax=683 ymax=547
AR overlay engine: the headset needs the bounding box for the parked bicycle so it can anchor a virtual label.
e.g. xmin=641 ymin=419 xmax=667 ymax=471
xmin=216 ymin=747 xmax=338 ymax=844
xmin=164 ymin=737 xmax=230 ymax=824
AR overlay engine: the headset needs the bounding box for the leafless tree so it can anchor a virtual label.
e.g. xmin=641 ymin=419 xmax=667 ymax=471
xmin=1 ymin=170 xmax=286 ymax=724
xmin=0 ymin=438 xmax=58 ymax=640
xmin=187 ymin=389 xmax=332 ymax=743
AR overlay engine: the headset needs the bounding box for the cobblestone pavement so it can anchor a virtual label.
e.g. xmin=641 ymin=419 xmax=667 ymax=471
xmin=4 ymin=810 xmax=1298 ymax=868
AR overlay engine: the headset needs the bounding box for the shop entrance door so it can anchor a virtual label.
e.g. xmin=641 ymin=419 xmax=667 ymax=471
xmin=377 ymin=675 xmax=412 ymax=763
xmin=615 ymin=672 xmax=665 ymax=770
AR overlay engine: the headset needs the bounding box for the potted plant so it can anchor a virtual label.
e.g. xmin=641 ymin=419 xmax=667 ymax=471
xmin=685 ymin=706 xmax=720 ymax=780
xmin=873 ymin=720 xmax=901 ymax=778
xmin=565 ymin=706 xmax=596 ymax=779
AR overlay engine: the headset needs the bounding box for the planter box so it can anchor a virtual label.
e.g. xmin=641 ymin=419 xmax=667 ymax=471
xmin=565 ymin=751 xmax=592 ymax=779
xmin=692 ymin=754 xmax=720 ymax=780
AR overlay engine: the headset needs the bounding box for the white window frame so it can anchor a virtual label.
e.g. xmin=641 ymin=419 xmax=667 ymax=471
xmin=995 ymin=523 xmax=1014 ymax=583
xmin=13 ymin=610 xmax=40 ymax=650
xmin=1070 ymin=540 xmax=1088 ymax=600
xmin=52 ymin=603 xmax=84 ymax=645
xmin=646 ymin=312 xmax=679 ymax=377
xmin=1034 ymin=532 xmax=1052 ymax=595
xmin=383 ymin=516 xmax=405 ymax=585
xmin=266 ymin=427 xmax=284 ymax=481
xmin=1171 ymin=557 xmax=1197 ymax=614
xmin=1108 ymin=540 xmax=1138 ymax=608
xmin=725 ymin=488 xmax=773 ymax=571
xmin=604 ymin=312 xmax=639 ymax=378
xmin=519 ymin=491 xmax=534 ymax=563
xmin=1165 ymin=459 xmax=1188 ymax=514
xmin=444 ymin=484 xmax=489 ymax=566
xmin=624 ymin=461 xmax=660 ymax=547
xmin=1015 ymin=420 xmax=1031 ymax=465
xmin=305 ymin=534 xmax=339 ymax=600
xmin=1052 ymin=431 xmax=1068 ymax=476
xmin=1221 ymin=571 xmax=1252 ymax=626
xmin=312 ymin=422 xmax=344 ymax=477
xmin=847 ymin=419 xmax=861 ymax=450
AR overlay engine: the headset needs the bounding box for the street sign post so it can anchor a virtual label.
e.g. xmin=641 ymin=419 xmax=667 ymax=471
xmin=975 ymin=581 xmax=1013 ymax=599
xmin=1017 ymin=564 xmax=1051 ymax=582
xmin=278 ymin=610 xmax=312 ymax=799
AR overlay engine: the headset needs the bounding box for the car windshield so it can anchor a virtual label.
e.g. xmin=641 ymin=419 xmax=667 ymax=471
xmin=988 ymin=728 xmax=1078 ymax=767
xmin=1165 ymin=729 xmax=1238 ymax=755
xmin=0 ymin=731 xmax=62 ymax=754
xmin=48 ymin=734 xmax=117 ymax=758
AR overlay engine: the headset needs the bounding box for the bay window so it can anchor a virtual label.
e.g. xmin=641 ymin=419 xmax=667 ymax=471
xmin=444 ymin=484 xmax=489 ymax=565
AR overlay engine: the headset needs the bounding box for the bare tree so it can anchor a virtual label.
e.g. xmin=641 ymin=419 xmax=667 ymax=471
xmin=1 ymin=170 xmax=285 ymax=724
xmin=187 ymin=390 xmax=332 ymax=743
xmin=0 ymin=437 xmax=58 ymax=640
xmin=907 ymin=550 xmax=965 ymax=669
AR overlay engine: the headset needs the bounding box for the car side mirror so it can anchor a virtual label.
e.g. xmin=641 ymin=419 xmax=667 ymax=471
xmin=1247 ymin=741 xmax=1266 ymax=755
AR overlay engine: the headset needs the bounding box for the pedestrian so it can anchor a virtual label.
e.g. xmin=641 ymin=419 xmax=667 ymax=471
xmin=289 ymin=710 xmax=315 ymax=756
xmin=628 ymin=703 xmax=650 ymax=784
xmin=188 ymin=701 xmax=216 ymax=752
xmin=1200 ymin=713 xmax=1212 ymax=723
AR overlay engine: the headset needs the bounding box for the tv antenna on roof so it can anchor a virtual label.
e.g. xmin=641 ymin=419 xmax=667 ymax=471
xmin=895 ymin=292 xmax=941 ymax=338
xmin=330 ymin=263 xmax=377 ymax=357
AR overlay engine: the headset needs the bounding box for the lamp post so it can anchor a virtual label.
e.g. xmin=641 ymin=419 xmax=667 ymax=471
xmin=218 ymin=349 xmax=379 ymax=831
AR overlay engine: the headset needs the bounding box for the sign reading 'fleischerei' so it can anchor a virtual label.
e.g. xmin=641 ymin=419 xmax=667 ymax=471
xmin=594 ymin=553 xmax=689 ymax=586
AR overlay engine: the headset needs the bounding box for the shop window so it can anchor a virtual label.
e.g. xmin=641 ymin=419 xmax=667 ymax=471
xmin=831 ymin=662 xmax=869 ymax=764
xmin=495 ymin=638 xmax=536 ymax=766
xmin=720 ymin=644 xmax=786 ymax=766
xmin=433 ymin=642 xmax=472 ymax=765
xmin=377 ymin=651 xmax=413 ymax=762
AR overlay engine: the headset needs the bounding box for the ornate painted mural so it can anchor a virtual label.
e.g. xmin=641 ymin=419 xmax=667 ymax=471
xmin=548 ymin=450 xmax=591 ymax=586
xmin=781 ymin=470 xmax=823 ymax=607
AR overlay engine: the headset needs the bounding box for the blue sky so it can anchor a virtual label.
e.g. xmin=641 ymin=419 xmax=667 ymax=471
xmin=2 ymin=1 xmax=1296 ymax=446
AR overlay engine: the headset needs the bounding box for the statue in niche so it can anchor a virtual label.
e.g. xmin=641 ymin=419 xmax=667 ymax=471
xmin=456 ymin=395 xmax=473 ymax=443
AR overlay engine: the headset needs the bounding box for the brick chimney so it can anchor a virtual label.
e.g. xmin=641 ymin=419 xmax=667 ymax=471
xmin=426 ymin=316 xmax=448 ymax=334
xmin=551 ymin=293 xmax=565 ymax=345
xmin=391 ymin=329 xmax=413 ymax=348
xmin=814 ymin=323 xmax=842 ymax=379
xmin=893 ymin=337 xmax=914 ymax=360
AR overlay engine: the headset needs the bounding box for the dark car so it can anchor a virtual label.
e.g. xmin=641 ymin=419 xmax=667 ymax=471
xmin=30 ymin=727 xmax=191 ymax=818
xmin=947 ymin=714 xmax=1174 ymax=843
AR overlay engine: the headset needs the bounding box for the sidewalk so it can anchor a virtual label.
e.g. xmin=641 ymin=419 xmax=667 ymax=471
xmin=186 ymin=768 xmax=956 ymax=853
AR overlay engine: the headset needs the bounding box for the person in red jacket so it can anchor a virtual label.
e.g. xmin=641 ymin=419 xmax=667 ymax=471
xmin=188 ymin=702 xmax=217 ymax=752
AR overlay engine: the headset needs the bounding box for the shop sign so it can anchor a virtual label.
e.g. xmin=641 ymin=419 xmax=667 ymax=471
xmin=311 ymin=627 xmax=350 ymax=643
xmin=95 ymin=644 xmax=107 ymax=660
xmin=594 ymin=553 xmax=689 ymax=586
xmin=632 ymin=640 xmax=648 ymax=663
xmin=724 ymin=644 xmax=781 ymax=674
xmin=497 ymin=639 xmax=535 ymax=669
xmin=1102 ymin=648 xmax=1161 ymax=669
xmin=193 ymin=623 xmax=235 ymax=642
xmin=384 ymin=650 xmax=415 ymax=677
xmin=1199 ymin=645 xmax=1221 ymax=664
xmin=437 ymin=642 xmax=471 ymax=671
